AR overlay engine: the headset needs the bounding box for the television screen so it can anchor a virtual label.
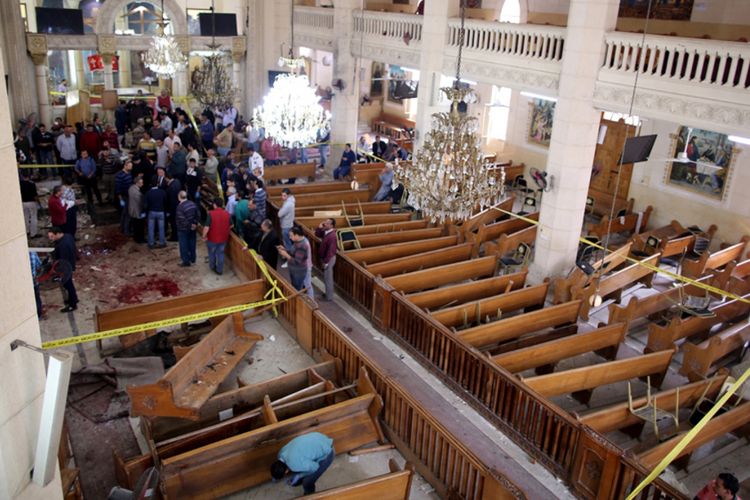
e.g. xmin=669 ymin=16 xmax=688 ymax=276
xmin=268 ymin=71 xmax=289 ymax=87
xmin=198 ymin=13 xmax=238 ymax=37
xmin=36 ymin=7 xmax=85 ymax=34
xmin=390 ymin=80 xmax=419 ymax=100
xmin=620 ymin=134 xmax=658 ymax=164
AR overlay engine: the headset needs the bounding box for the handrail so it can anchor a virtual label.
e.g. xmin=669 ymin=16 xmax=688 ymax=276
xmin=293 ymin=6 xmax=335 ymax=31
xmin=353 ymin=10 xmax=423 ymax=44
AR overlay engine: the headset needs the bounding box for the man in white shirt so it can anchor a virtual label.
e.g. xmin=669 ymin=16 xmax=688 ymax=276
xmin=161 ymin=113 xmax=173 ymax=132
xmin=164 ymin=129 xmax=182 ymax=152
xmin=248 ymin=146 xmax=264 ymax=179
xmin=220 ymin=105 xmax=238 ymax=128
xmin=56 ymin=126 xmax=77 ymax=173
xmin=156 ymin=139 xmax=169 ymax=169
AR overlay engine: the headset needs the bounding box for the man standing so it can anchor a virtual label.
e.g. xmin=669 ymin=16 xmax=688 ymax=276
xmin=145 ymin=178 xmax=167 ymax=248
xmin=20 ymin=172 xmax=40 ymax=239
xmin=75 ymin=150 xmax=103 ymax=206
xmin=695 ymin=473 xmax=741 ymax=500
xmin=128 ymin=176 xmax=146 ymax=244
xmin=256 ymin=219 xmax=280 ymax=269
xmin=277 ymin=188 xmax=296 ymax=252
xmin=314 ymin=218 xmax=337 ymax=301
xmin=333 ymin=143 xmax=356 ymax=180
xmin=115 ymin=160 xmax=134 ymax=232
xmin=175 ymin=191 xmax=199 ymax=267
xmin=165 ymin=173 xmax=182 ymax=241
xmin=33 ymin=124 xmax=56 ymax=174
xmin=47 ymin=185 xmax=67 ymax=229
xmin=248 ymin=146 xmax=264 ymax=179
xmin=202 ymin=197 xmax=231 ymax=275
xmin=252 ymin=179 xmax=267 ymax=220
xmin=270 ymin=432 xmax=334 ymax=495
xmin=56 ymin=125 xmax=77 ymax=174
xmin=278 ymin=227 xmax=309 ymax=293
xmin=199 ymin=113 xmax=215 ymax=151
xmin=48 ymin=226 xmax=78 ymax=313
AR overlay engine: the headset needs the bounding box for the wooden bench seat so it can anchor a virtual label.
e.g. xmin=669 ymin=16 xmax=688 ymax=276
xmin=571 ymin=253 xmax=661 ymax=320
xmin=266 ymin=181 xmax=351 ymax=197
xmin=681 ymin=321 xmax=750 ymax=381
xmin=385 ymin=256 xmax=498 ymax=294
xmin=493 ymin=323 xmax=627 ymax=374
xmin=304 ymin=459 xmax=414 ymax=500
xmin=587 ymin=205 xmax=653 ymax=240
xmin=95 ymin=281 xmax=266 ymax=348
xmin=523 ymin=349 xmax=675 ymax=403
xmin=712 ymin=258 xmax=750 ymax=289
xmin=460 ymin=196 xmax=516 ymax=237
xmin=496 ymin=162 xmax=525 ymax=185
xmin=355 ymin=227 xmax=444 ymax=248
xmin=160 ymin=372 xmax=385 ymax=498
xmin=487 ymin=224 xmax=538 ymax=258
xmin=127 ymin=313 xmax=263 ymax=420
xmin=646 ymin=292 xmax=750 ymax=352
xmin=406 ymin=271 xmax=528 ymax=310
xmin=275 ymin=189 xmax=371 ymax=208
xmin=432 ymin=282 xmax=549 ymax=329
xmin=345 ymin=236 xmax=459 ymax=265
xmin=629 ymin=220 xmax=717 ymax=258
xmin=296 ymin=212 xmax=412 ymax=229
xmin=552 ymin=241 xmax=633 ymax=304
xmin=681 ymin=236 xmax=749 ymax=278
xmin=576 ymin=375 xmax=727 ymax=435
xmin=264 ymin=162 xmax=317 ymax=183
xmin=366 ymin=243 xmax=474 ymax=278
xmin=474 ymin=212 xmax=539 ymax=254
xmin=586 ymin=189 xmax=634 ymax=218
xmin=294 ymin=201 xmax=393 ymax=217
xmin=637 ymin=399 xmax=750 ymax=469
xmin=456 ymin=301 xmax=582 ymax=349
xmin=344 ymin=219 xmax=429 ymax=235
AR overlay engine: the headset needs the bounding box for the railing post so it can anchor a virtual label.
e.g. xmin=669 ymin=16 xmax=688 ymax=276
xmin=295 ymin=294 xmax=317 ymax=355
xmin=372 ymin=277 xmax=394 ymax=330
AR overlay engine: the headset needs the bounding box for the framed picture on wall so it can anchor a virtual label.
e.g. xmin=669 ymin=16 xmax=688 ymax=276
xmin=387 ymin=65 xmax=406 ymax=103
xmin=527 ymin=99 xmax=555 ymax=148
xmin=666 ymin=126 xmax=735 ymax=200
xmin=370 ymin=61 xmax=385 ymax=98
xmin=618 ymin=0 xmax=693 ymax=20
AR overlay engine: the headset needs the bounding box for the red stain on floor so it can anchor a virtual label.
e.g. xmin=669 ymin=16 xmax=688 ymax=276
xmin=116 ymin=276 xmax=181 ymax=304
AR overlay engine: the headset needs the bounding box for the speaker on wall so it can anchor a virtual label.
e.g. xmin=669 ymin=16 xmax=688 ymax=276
xmin=198 ymin=13 xmax=238 ymax=37
xmin=36 ymin=7 xmax=85 ymax=35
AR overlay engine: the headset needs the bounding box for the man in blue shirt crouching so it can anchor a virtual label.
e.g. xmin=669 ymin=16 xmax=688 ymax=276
xmin=270 ymin=432 xmax=335 ymax=495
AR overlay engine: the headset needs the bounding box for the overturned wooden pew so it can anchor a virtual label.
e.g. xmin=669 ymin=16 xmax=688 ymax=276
xmin=406 ymin=270 xmax=528 ymax=310
xmin=159 ymin=369 xmax=385 ymax=499
xmin=523 ymin=349 xmax=676 ymax=405
xmin=127 ymin=313 xmax=263 ymax=420
xmin=681 ymin=321 xmax=750 ymax=382
xmin=304 ymin=459 xmax=414 ymax=500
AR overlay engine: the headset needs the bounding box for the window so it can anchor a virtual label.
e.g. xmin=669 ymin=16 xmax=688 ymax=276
xmin=602 ymin=111 xmax=641 ymax=127
xmin=499 ymin=0 xmax=521 ymax=23
xmin=486 ymin=86 xmax=511 ymax=141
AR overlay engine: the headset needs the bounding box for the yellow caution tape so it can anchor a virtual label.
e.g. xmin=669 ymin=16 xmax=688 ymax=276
xmin=41 ymin=296 xmax=285 ymax=350
xmin=17 ymin=164 xmax=69 ymax=169
xmin=491 ymin=206 xmax=750 ymax=304
xmin=626 ymin=365 xmax=750 ymax=499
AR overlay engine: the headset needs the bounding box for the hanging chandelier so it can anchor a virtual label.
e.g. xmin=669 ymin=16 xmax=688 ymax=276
xmin=142 ymin=0 xmax=187 ymax=80
xmin=252 ymin=3 xmax=330 ymax=148
xmin=394 ymin=0 xmax=504 ymax=223
xmin=190 ymin=0 xmax=237 ymax=109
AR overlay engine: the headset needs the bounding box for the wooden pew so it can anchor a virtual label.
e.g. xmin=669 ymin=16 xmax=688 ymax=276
xmin=587 ymin=205 xmax=653 ymax=240
xmin=552 ymin=241 xmax=633 ymax=304
xmin=345 ymin=236 xmax=459 ymax=265
xmin=523 ymin=349 xmax=675 ymax=403
xmin=304 ymin=459 xmax=414 ymax=500
xmin=294 ymin=201 xmax=392 ymax=217
xmin=352 ymin=163 xmax=386 ymax=199
xmin=459 ymin=196 xmax=515 ymax=237
xmin=160 ymin=371 xmax=385 ymax=499
xmin=296 ymin=212 xmax=412 ymax=229
xmin=385 ymin=256 xmax=497 ymax=294
xmin=432 ymin=282 xmax=549 ymax=329
xmin=457 ymin=301 xmax=582 ymax=349
xmin=576 ymin=375 xmax=727 ymax=435
xmin=356 ymin=227 xmax=444 ymax=248
xmin=264 ymin=162 xmax=317 ymax=183
xmin=712 ymin=257 xmax=750 ymax=289
xmin=681 ymin=322 xmax=750 ymax=381
xmin=345 ymin=219 xmax=429 ymax=235
xmin=630 ymin=220 xmax=717 ymax=258
xmin=638 ymin=400 xmax=750 ymax=469
xmin=487 ymin=224 xmax=538 ymax=258
xmin=95 ymin=281 xmax=266 ymax=349
xmin=681 ymin=236 xmax=749 ymax=278
xmin=493 ymin=323 xmax=627 ymax=374
xmin=366 ymin=243 xmax=474 ymax=278
xmin=127 ymin=313 xmax=263 ymax=420
xmin=571 ymin=253 xmax=661 ymax=320
xmin=646 ymin=292 xmax=750 ymax=352
xmin=406 ymin=271 xmax=528 ymax=310
xmin=274 ymin=189 xmax=371 ymax=208
xmin=586 ymin=189 xmax=634 ymax=218
xmin=266 ymin=181 xmax=351 ymax=197
xmin=497 ymin=162 xmax=525 ymax=185
xmin=473 ymin=212 xmax=539 ymax=254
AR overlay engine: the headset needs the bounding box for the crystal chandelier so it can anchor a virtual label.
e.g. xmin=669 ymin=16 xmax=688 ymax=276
xmin=141 ymin=1 xmax=187 ymax=80
xmin=394 ymin=0 xmax=504 ymax=223
xmin=252 ymin=2 xmax=330 ymax=148
xmin=190 ymin=0 xmax=237 ymax=109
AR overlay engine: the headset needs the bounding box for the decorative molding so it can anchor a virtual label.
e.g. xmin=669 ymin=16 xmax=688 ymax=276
xmin=174 ymin=35 xmax=191 ymax=55
xmin=95 ymin=0 xmax=187 ymax=35
xmin=295 ymin=32 xmax=335 ymax=51
xmin=351 ymin=41 xmax=421 ymax=67
xmin=26 ymin=34 xmax=48 ymax=65
xmin=443 ymin=57 xmax=560 ymax=93
xmin=97 ymin=34 xmax=117 ymax=56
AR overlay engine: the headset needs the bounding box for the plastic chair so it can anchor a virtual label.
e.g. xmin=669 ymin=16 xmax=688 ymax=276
xmin=337 ymin=229 xmax=361 ymax=251
xmin=500 ymin=242 xmax=531 ymax=273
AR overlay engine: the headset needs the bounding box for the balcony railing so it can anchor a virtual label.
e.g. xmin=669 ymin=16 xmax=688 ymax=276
xmin=354 ymin=10 xmax=423 ymax=45
xmin=447 ymin=18 xmax=566 ymax=62
xmin=602 ymin=32 xmax=750 ymax=90
xmin=293 ymin=6 xmax=334 ymax=31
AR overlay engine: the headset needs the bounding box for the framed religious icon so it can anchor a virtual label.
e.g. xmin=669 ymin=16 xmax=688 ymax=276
xmin=370 ymin=61 xmax=385 ymax=98
xmin=666 ymin=126 xmax=735 ymax=201
xmin=527 ymin=99 xmax=555 ymax=148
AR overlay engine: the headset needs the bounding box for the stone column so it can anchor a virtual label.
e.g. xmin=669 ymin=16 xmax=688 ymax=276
xmin=244 ymin=0 xmax=262 ymax=117
xmin=119 ymin=51 xmax=132 ymax=87
xmin=173 ymin=35 xmax=191 ymax=99
xmin=27 ymin=34 xmax=52 ymax=127
xmin=3 ymin=0 xmax=37 ymax=123
xmin=529 ymin=0 xmax=620 ymax=282
xmin=102 ymin=54 xmax=115 ymax=90
xmin=231 ymin=36 xmax=247 ymax=111
xmin=414 ymin=0 xmax=458 ymax=149
xmin=328 ymin=0 xmax=361 ymax=174
xmin=73 ymin=51 xmax=86 ymax=90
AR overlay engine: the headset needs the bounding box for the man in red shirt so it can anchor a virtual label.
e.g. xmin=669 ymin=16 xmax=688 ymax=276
xmin=79 ymin=123 xmax=102 ymax=159
xmin=202 ymin=197 xmax=231 ymax=275
xmin=48 ymin=185 xmax=67 ymax=229
xmin=314 ymin=218 xmax=337 ymax=301
xmin=695 ymin=473 xmax=741 ymax=500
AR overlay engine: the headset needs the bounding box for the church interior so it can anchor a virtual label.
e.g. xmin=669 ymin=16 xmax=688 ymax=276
xmin=2 ymin=0 xmax=750 ymax=499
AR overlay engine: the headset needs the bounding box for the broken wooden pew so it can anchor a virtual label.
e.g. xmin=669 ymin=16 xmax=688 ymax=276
xmin=159 ymin=371 xmax=385 ymax=499
xmin=127 ymin=313 xmax=263 ymax=420
xmin=431 ymin=282 xmax=549 ymax=329
xmin=680 ymin=321 xmax=750 ymax=382
xmin=406 ymin=270 xmax=528 ymax=310
xmin=492 ymin=323 xmax=628 ymax=375
xmin=522 ymin=349 xmax=676 ymax=405
xmin=681 ymin=236 xmax=749 ymax=278
xmin=303 ymin=459 xmax=414 ymax=500
xmin=366 ymin=243 xmax=474 ymax=278
xmin=95 ymin=280 xmax=266 ymax=348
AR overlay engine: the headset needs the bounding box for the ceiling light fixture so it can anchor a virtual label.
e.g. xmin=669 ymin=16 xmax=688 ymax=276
xmin=142 ymin=0 xmax=187 ymax=79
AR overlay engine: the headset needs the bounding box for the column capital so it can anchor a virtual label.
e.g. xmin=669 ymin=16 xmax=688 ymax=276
xmin=101 ymin=53 xmax=115 ymax=65
xmin=231 ymin=36 xmax=247 ymax=64
xmin=97 ymin=34 xmax=117 ymax=55
xmin=26 ymin=34 xmax=48 ymax=64
xmin=174 ymin=35 xmax=191 ymax=55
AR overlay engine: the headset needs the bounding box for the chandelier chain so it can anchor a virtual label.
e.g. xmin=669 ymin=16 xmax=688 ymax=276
xmin=455 ymin=0 xmax=466 ymax=84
